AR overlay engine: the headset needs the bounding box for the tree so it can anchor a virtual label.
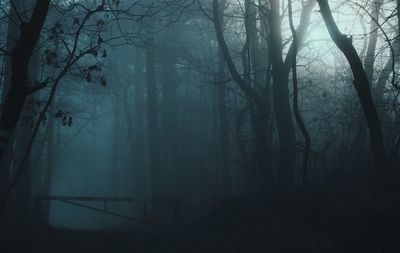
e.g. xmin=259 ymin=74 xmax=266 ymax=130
xmin=317 ymin=0 xmax=386 ymax=177
xmin=145 ymin=31 xmax=162 ymax=198
xmin=214 ymin=0 xmax=232 ymax=198
xmin=364 ymin=1 xmax=383 ymax=84
xmin=288 ymin=0 xmax=312 ymax=186
xmin=212 ymin=0 xmax=272 ymax=191
xmin=269 ymin=0 xmax=315 ymax=190
xmin=0 ymin=0 xmax=145 ymax=214
xmin=130 ymin=49 xmax=147 ymax=199
xmin=0 ymin=0 xmax=50 ymax=162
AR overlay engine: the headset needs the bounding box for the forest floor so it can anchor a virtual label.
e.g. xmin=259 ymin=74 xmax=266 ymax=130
xmin=1 ymin=189 xmax=400 ymax=253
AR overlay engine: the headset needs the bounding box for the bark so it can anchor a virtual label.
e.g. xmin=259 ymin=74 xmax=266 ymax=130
xmin=317 ymin=0 xmax=386 ymax=174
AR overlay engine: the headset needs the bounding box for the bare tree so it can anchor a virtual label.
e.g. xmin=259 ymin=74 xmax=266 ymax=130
xmin=269 ymin=0 xmax=315 ymax=190
xmin=0 ymin=0 xmax=50 ymax=162
xmin=212 ymin=0 xmax=272 ymax=191
xmin=317 ymin=0 xmax=386 ymax=178
xmin=288 ymin=0 xmax=312 ymax=186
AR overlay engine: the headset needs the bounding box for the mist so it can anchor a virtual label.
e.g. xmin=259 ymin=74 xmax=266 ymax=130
xmin=0 ymin=0 xmax=400 ymax=252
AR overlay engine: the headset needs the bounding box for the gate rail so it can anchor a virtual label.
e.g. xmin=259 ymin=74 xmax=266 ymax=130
xmin=33 ymin=195 xmax=181 ymax=224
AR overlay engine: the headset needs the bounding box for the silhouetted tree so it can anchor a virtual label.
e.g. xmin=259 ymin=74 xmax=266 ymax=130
xmin=317 ymin=0 xmax=386 ymax=178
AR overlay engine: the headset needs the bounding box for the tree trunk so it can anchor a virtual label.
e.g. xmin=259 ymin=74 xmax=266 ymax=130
xmin=161 ymin=49 xmax=178 ymax=197
xmin=269 ymin=0 xmax=316 ymax=190
xmin=246 ymin=0 xmax=274 ymax=191
xmin=145 ymin=36 xmax=162 ymax=198
xmin=112 ymin=95 xmax=122 ymax=195
xmin=213 ymin=0 xmax=232 ymax=198
xmin=217 ymin=42 xmax=232 ymax=199
xmin=364 ymin=1 xmax=382 ymax=84
xmin=42 ymin=109 xmax=55 ymax=223
xmin=0 ymin=0 xmax=22 ymax=212
xmin=269 ymin=0 xmax=296 ymax=190
xmin=317 ymin=0 xmax=386 ymax=175
xmin=0 ymin=0 xmax=50 ymax=164
xmin=288 ymin=0 xmax=312 ymax=186
xmin=213 ymin=0 xmax=271 ymax=192
xmin=132 ymin=50 xmax=147 ymax=199
xmin=351 ymin=0 xmax=383 ymax=161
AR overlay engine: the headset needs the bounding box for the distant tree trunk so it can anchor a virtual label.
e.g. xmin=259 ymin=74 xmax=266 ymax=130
xmin=145 ymin=35 xmax=162 ymax=198
xmin=112 ymin=95 xmax=122 ymax=195
xmin=317 ymin=0 xmax=386 ymax=175
xmin=123 ymin=49 xmax=147 ymax=199
xmin=132 ymin=50 xmax=147 ymax=199
xmin=214 ymin=0 xmax=232 ymax=199
xmin=217 ymin=42 xmax=232 ymax=199
xmin=41 ymin=109 xmax=55 ymax=223
xmin=160 ymin=48 xmax=178 ymax=197
xmin=364 ymin=1 xmax=382 ymax=84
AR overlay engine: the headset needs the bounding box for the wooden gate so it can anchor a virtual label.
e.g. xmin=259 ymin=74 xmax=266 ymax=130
xmin=33 ymin=195 xmax=181 ymax=224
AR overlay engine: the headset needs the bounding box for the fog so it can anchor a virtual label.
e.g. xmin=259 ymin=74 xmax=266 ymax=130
xmin=0 ymin=0 xmax=400 ymax=252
